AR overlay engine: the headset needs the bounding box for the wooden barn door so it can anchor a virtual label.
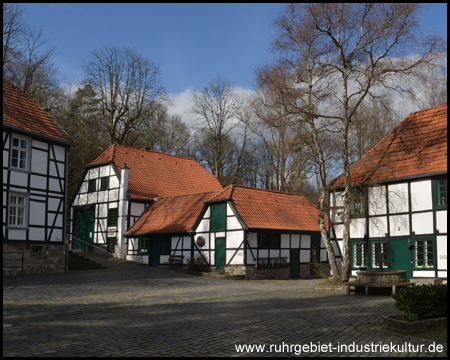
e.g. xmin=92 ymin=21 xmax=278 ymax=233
xmin=149 ymin=240 xmax=161 ymax=267
xmin=73 ymin=208 xmax=94 ymax=252
xmin=215 ymin=238 xmax=226 ymax=270
xmin=290 ymin=249 xmax=300 ymax=278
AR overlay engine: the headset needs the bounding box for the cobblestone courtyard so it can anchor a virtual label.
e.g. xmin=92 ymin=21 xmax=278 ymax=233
xmin=3 ymin=258 xmax=447 ymax=357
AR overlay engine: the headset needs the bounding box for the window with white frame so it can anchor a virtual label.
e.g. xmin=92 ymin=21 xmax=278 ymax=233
xmin=11 ymin=136 xmax=30 ymax=170
xmin=8 ymin=193 xmax=28 ymax=227
xmin=415 ymin=238 xmax=434 ymax=268
xmin=371 ymin=240 xmax=388 ymax=269
xmin=351 ymin=241 xmax=366 ymax=269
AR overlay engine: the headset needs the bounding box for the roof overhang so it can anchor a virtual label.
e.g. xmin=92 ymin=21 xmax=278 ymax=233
xmin=4 ymin=123 xmax=73 ymax=148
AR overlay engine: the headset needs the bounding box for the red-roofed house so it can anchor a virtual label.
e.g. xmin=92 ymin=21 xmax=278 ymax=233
xmin=70 ymin=144 xmax=223 ymax=260
xmin=3 ymin=78 xmax=73 ymax=275
xmin=127 ymin=185 xmax=335 ymax=279
xmin=328 ymin=105 xmax=447 ymax=283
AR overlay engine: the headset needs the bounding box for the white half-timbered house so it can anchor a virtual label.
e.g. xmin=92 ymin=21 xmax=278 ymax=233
xmin=127 ymin=185 xmax=335 ymax=279
xmin=3 ymin=78 xmax=73 ymax=275
xmin=70 ymin=144 xmax=223 ymax=260
xmin=328 ymin=104 xmax=447 ymax=283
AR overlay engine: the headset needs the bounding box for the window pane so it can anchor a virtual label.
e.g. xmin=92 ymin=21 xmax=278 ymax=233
xmin=108 ymin=208 xmax=118 ymax=227
xmin=416 ymin=240 xmax=424 ymax=267
xmin=425 ymin=240 xmax=433 ymax=267
xmin=438 ymin=180 xmax=446 ymax=205
xmin=20 ymin=139 xmax=28 ymax=149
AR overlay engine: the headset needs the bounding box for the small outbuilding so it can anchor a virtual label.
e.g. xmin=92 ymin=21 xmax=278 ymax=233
xmin=127 ymin=185 xmax=335 ymax=279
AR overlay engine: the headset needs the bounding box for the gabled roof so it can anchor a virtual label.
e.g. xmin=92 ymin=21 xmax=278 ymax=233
xmin=126 ymin=191 xmax=220 ymax=236
xmin=127 ymin=184 xmax=326 ymax=237
xmin=3 ymin=78 xmax=73 ymax=145
xmin=329 ymin=104 xmax=447 ymax=188
xmin=215 ymin=185 xmax=326 ymax=232
xmin=89 ymin=144 xmax=223 ymax=200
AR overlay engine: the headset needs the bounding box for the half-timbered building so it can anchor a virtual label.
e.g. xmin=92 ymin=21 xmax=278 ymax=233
xmin=328 ymin=104 xmax=447 ymax=283
xmin=127 ymin=185 xmax=334 ymax=279
xmin=70 ymin=144 xmax=223 ymax=260
xmin=3 ymin=78 xmax=73 ymax=275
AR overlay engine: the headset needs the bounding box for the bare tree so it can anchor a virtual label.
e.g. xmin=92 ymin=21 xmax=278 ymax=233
xmin=3 ymin=3 xmax=60 ymax=109
xmin=349 ymin=96 xmax=398 ymax=162
xmin=250 ymin=90 xmax=313 ymax=192
xmin=190 ymin=76 xmax=244 ymax=183
xmin=260 ymin=3 xmax=446 ymax=282
xmin=82 ymin=44 xmax=166 ymax=146
xmin=52 ymin=84 xmax=109 ymax=201
xmin=407 ymin=58 xmax=447 ymax=109
xmin=138 ymin=104 xmax=190 ymax=156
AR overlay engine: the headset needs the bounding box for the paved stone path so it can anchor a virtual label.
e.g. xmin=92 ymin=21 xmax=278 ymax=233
xmin=3 ymin=258 xmax=447 ymax=357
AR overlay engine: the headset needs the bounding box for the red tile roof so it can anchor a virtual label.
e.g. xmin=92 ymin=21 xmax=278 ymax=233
xmin=217 ymin=185 xmax=327 ymax=232
xmin=3 ymin=78 xmax=73 ymax=144
xmin=329 ymin=104 xmax=447 ymax=187
xmin=89 ymin=144 xmax=223 ymax=200
xmin=127 ymin=185 xmax=327 ymax=236
xmin=127 ymin=191 xmax=219 ymax=235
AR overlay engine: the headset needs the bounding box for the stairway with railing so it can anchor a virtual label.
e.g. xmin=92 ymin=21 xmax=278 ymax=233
xmin=68 ymin=235 xmax=109 ymax=270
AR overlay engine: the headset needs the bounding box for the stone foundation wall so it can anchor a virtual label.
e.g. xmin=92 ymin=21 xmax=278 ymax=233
xmin=3 ymin=243 xmax=66 ymax=276
xmin=244 ymin=266 xmax=290 ymax=280
xmin=223 ymin=262 xmax=331 ymax=280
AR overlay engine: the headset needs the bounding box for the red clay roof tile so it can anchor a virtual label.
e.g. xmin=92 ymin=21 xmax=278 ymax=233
xmin=127 ymin=185 xmax=327 ymax=236
xmin=89 ymin=144 xmax=223 ymax=199
xmin=3 ymin=78 xmax=73 ymax=144
xmin=329 ymin=104 xmax=447 ymax=187
xmin=224 ymin=185 xmax=327 ymax=231
xmin=127 ymin=191 xmax=219 ymax=235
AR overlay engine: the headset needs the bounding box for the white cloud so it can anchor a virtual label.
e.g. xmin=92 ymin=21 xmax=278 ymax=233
xmin=167 ymin=88 xmax=196 ymax=128
xmin=167 ymin=86 xmax=257 ymax=129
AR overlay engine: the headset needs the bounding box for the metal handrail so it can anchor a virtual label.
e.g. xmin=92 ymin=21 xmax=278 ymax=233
xmin=68 ymin=234 xmax=113 ymax=255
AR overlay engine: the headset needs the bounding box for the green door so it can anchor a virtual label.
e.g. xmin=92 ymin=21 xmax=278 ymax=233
xmin=149 ymin=240 xmax=160 ymax=267
xmin=215 ymin=238 xmax=226 ymax=270
xmin=290 ymin=249 xmax=300 ymax=278
xmin=73 ymin=208 xmax=94 ymax=251
xmin=390 ymin=238 xmax=411 ymax=282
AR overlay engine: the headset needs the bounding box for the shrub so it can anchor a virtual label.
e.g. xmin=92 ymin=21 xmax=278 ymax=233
xmin=392 ymin=284 xmax=447 ymax=321
xmin=187 ymin=254 xmax=210 ymax=272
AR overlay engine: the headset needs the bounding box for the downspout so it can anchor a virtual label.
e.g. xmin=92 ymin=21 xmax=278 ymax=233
xmin=64 ymin=146 xmax=70 ymax=272
xmin=117 ymin=163 xmax=129 ymax=259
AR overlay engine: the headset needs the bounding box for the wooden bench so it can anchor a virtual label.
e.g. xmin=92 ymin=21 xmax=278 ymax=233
xmin=346 ymin=282 xmax=415 ymax=296
xmin=168 ymin=255 xmax=184 ymax=266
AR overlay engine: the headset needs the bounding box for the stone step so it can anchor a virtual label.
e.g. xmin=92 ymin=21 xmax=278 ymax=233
xmin=68 ymin=251 xmax=107 ymax=271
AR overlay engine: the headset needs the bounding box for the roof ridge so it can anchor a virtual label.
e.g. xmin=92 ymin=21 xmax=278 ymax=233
xmin=155 ymin=190 xmax=222 ymax=201
xmin=111 ymin=144 xmax=201 ymax=163
xmin=231 ymin=184 xmax=310 ymax=199
xmin=328 ymin=104 xmax=447 ymax=187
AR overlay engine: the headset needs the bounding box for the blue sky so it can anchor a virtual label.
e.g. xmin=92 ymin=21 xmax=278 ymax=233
xmin=20 ymin=3 xmax=448 ymax=97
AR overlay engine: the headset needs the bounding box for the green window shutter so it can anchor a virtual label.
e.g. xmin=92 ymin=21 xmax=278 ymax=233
xmin=210 ymin=203 xmax=226 ymax=231
xmin=108 ymin=208 xmax=118 ymax=227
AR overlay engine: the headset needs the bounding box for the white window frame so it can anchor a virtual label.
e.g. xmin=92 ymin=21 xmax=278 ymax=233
xmin=8 ymin=192 xmax=29 ymax=228
xmin=10 ymin=135 xmax=30 ymax=171
xmin=371 ymin=241 xmax=388 ymax=269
